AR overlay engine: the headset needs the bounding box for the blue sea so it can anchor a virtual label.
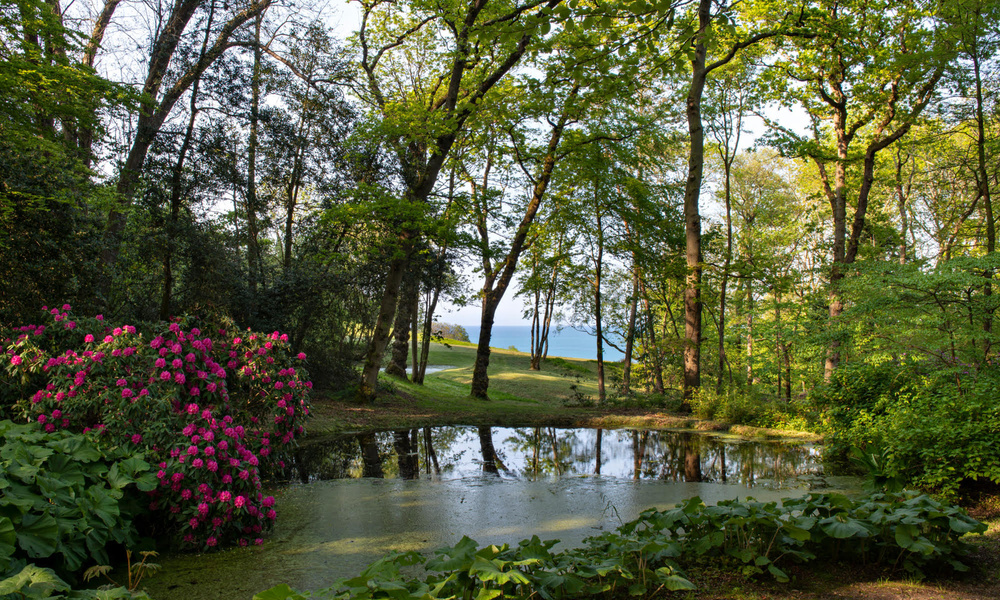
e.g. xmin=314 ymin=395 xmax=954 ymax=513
xmin=462 ymin=325 xmax=625 ymax=362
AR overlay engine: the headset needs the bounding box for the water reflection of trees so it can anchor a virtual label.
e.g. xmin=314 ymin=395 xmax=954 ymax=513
xmin=288 ymin=426 xmax=822 ymax=486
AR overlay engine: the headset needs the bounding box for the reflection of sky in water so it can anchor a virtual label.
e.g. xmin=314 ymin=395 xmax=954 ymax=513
xmin=147 ymin=429 xmax=858 ymax=600
xmin=290 ymin=426 xmax=827 ymax=489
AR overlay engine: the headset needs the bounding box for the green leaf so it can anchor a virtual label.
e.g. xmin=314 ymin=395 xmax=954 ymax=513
xmin=16 ymin=512 xmax=59 ymax=558
xmin=820 ymin=516 xmax=869 ymax=539
xmin=655 ymin=569 xmax=695 ymax=591
xmin=0 ymin=564 xmax=70 ymax=596
xmin=474 ymin=589 xmax=502 ymax=600
xmin=470 ymin=556 xmax=529 ymax=585
xmin=768 ymin=564 xmax=790 ymax=582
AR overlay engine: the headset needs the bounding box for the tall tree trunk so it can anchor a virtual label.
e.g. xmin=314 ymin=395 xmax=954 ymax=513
xmin=358 ymin=246 xmax=411 ymax=400
xmin=246 ymin=12 xmax=263 ymax=299
xmin=641 ymin=284 xmax=664 ymax=393
xmin=623 ymin=253 xmax=640 ymax=394
xmin=386 ymin=270 xmax=418 ymax=379
xmin=717 ymin=148 xmax=735 ymax=394
xmin=593 ymin=193 xmax=606 ymax=403
xmin=681 ymin=0 xmax=712 ymax=409
xmin=972 ymin=51 xmax=995 ymax=351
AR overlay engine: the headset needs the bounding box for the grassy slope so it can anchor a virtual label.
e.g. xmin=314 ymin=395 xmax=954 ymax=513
xmin=307 ymin=340 xmax=712 ymax=435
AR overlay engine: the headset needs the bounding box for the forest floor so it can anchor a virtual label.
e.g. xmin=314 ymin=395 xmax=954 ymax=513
xmin=302 ymin=341 xmax=1000 ymax=600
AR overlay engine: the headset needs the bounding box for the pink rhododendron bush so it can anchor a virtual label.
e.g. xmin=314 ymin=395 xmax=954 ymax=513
xmin=1 ymin=306 xmax=312 ymax=550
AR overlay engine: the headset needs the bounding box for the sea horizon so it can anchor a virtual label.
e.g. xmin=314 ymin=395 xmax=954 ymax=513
xmin=462 ymin=324 xmax=626 ymax=362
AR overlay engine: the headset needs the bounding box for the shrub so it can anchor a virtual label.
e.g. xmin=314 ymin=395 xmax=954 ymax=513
xmin=1 ymin=307 xmax=312 ymax=550
xmin=814 ymin=358 xmax=1000 ymax=498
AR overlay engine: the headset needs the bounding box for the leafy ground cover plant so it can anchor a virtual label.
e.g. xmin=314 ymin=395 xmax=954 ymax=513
xmin=1 ymin=307 xmax=312 ymax=550
xmin=252 ymin=492 xmax=984 ymax=599
xmin=0 ymin=421 xmax=155 ymax=577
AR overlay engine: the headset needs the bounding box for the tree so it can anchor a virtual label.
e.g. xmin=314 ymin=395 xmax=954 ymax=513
xmin=764 ymin=0 xmax=956 ymax=379
xmin=353 ymin=0 xmax=568 ymax=401
xmin=103 ymin=0 xmax=275 ymax=296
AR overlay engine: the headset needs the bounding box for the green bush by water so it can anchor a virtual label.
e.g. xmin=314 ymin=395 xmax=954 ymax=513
xmin=813 ymin=359 xmax=1000 ymax=498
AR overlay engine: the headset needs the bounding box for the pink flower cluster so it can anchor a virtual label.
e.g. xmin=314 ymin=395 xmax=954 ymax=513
xmin=3 ymin=307 xmax=312 ymax=551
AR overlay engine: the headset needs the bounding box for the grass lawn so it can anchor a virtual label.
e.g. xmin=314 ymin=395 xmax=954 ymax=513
xmin=306 ymin=340 xmax=725 ymax=436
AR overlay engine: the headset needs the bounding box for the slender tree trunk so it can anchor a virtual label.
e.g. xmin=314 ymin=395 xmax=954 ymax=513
xmin=246 ymin=12 xmax=263 ymax=298
xmin=593 ymin=194 xmax=605 ymax=403
xmin=681 ymin=0 xmax=713 ymax=409
xmin=410 ymin=288 xmax=419 ymax=378
xmin=358 ymin=245 xmax=411 ymax=400
xmin=717 ymin=154 xmax=734 ymax=393
xmin=746 ymin=284 xmax=754 ymax=387
xmin=416 ymin=284 xmax=441 ymax=384
xmin=972 ymin=52 xmax=995 ymax=352
xmin=623 ymin=253 xmax=640 ymax=394
xmin=471 ymin=90 xmax=578 ymax=399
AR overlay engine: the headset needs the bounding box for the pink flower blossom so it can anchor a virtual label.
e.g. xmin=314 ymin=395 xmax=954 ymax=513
xmin=206 ymin=537 xmax=217 ymax=547
xmin=10 ymin=355 xmax=22 ymax=366
xmin=84 ymin=334 xmax=94 ymax=343
xmin=174 ymin=372 xmax=186 ymax=384
xmin=219 ymin=491 xmax=232 ymax=502
xmin=131 ymin=434 xmax=142 ymax=444
xmin=297 ymin=353 xmax=306 ymax=360
xmin=234 ymin=495 xmax=246 ymax=508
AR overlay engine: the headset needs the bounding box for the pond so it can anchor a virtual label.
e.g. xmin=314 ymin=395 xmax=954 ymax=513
xmin=143 ymin=427 xmax=858 ymax=600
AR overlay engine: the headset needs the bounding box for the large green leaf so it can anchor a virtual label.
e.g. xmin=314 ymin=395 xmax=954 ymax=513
xmin=16 ymin=512 xmax=59 ymax=558
xmin=820 ymin=516 xmax=869 ymax=539
xmin=0 ymin=563 xmax=70 ymax=596
xmin=470 ymin=556 xmax=529 ymax=585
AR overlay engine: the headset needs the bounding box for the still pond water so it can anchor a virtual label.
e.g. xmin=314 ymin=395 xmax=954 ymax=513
xmin=145 ymin=427 xmax=857 ymax=600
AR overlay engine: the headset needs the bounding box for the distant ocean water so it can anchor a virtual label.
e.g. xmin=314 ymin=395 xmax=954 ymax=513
xmin=462 ymin=325 xmax=625 ymax=362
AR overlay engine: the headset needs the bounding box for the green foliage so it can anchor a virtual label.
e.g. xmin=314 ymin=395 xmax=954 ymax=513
xmin=253 ymin=492 xmax=983 ymax=599
xmin=0 ymin=421 xmax=153 ymax=577
xmin=0 ymin=563 xmax=146 ymax=599
xmin=690 ymin=387 xmax=814 ymax=430
xmin=814 ymin=357 xmax=1000 ymax=498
